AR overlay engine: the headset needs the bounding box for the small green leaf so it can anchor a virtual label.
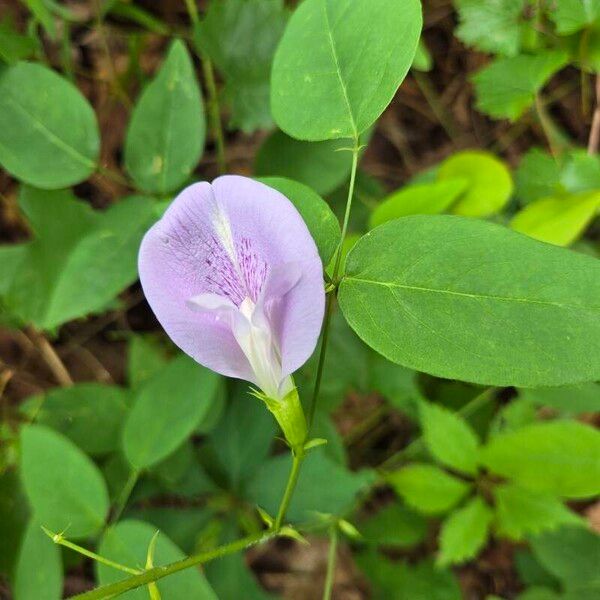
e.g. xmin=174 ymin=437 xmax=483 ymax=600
xmin=127 ymin=334 xmax=170 ymax=389
xmin=257 ymin=176 xmax=340 ymax=264
xmin=271 ymin=0 xmax=422 ymax=140
xmin=412 ymin=38 xmax=433 ymax=72
xmin=438 ymin=150 xmax=513 ymax=217
xmin=369 ymin=179 xmax=468 ymax=227
xmin=473 ymin=51 xmax=568 ymax=121
xmin=22 ymin=0 xmax=55 ymax=38
xmin=510 ymin=191 xmax=600 ymax=246
xmin=21 ymin=383 xmax=129 ymax=456
xmin=0 ymin=18 xmax=38 ymax=64
xmin=196 ymin=0 xmax=288 ymax=132
xmin=388 ymin=463 xmax=471 ymax=515
xmin=518 ymin=382 xmax=600 ymax=415
xmin=124 ymin=39 xmax=205 ymax=194
xmin=493 ymin=484 xmax=582 ymax=540
xmin=549 ymin=0 xmax=600 ymax=34
xmin=0 ymin=62 xmax=99 ymax=188
xmin=515 ymin=148 xmax=561 ymax=204
xmin=359 ymin=502 xmax=428 ymax=548
xmin=480 ymin=421 xmax=600 ymax=498
xmin=123 ymin=355 xmax=220 ymax=470
xmin=338 ymin=215 xmax=600 ymax=387
xmin=98 ymin=520 xmax=217 ymax=599
xmin=560 ymin=150 xmax=600 ymax=193
xmin=420 ymin=401 xmax=479 ymax=475
xmin=14 ymin=520 xmax=62 ymax=600
xmin=437 ymin=496 xmax=493 ymax=566
xmin=20 ymin=425 xmax=109 ymax=538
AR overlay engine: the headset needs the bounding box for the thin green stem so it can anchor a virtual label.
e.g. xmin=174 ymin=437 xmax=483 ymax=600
xmin=71 ymin=531 xmax=273 ymax=600
xmin=307 ymin=140 xmax=360 ymax=430
xmin=42 ymin=528 xmax=140 ymax=576
xmin=274 ymin=447 xmax=305 ymax=530
xmin=322 ymin=524 xmax=338 ymax=600
xmin=111 ymin=469 xmax=139 ymax=524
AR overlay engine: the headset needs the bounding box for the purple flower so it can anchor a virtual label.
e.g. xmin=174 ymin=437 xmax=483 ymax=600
xmin=138 ymin=176 xmax=325 ymax=400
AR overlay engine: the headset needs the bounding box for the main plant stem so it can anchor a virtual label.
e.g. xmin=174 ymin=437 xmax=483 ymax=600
xmin=274 ymin=447 xmax=304 ymax=530
xmin=322 ymin=524 xmax=338 ymax=600
xmin=307 ymin=139 xmax=360 ymax=430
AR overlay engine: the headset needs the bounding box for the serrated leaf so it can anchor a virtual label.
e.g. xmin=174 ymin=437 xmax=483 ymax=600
xmin=196 ymin=0 xmax=288 ymax=132
xmin=437 ymin=496 xmax=493 ymax=566
xmin=493 ymin=484 xmax=582 ymax=540
xmin=125 ymin=40 xmax=205 ymax=194
xmin=473 ymin=51 xmax=568 ymax=121
xmin=271 ymin=0 xmax=422 ymax=140
xmin=369 ymin=179 xmax=468 ymax=228
xmin=388 ymin=463 xmax=471 ymax=515
xmin=0 ymin=62 xmax=99 ymax=188
xmin=438 ymin=150 xmax=513 ymax=217
xmin=481 ymin=421 xmax=600 ymax=498
xmin=510 ymin=191 xmax=600 ymax=246
xmin=455 ymin=0 xmax=527 ymax=57
xmin=420 ymin=401 xmax=479 ymax=475
xmin=338 ymin=215 xmax=600 ymax=387
xmin=20 ymin=425 xmax=109 ymax=538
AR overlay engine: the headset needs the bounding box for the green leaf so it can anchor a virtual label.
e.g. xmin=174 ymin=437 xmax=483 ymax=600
xmin=560 ymin=150 xmax=600 ymax=193
xmin=0 ymin=62 xmax=99 ymax=188
xmin=518 ymin=382 xmax=600 ymax=415
xmin=359 ymin=502 xmax=428 ymax=548
xmin=437 ymin=496 xmax=493 ymax=566
xmin=515 ymin=148 xmax=561 ymax=204
xmin=97 ymin=520 xmax=217 ymax=599
xmin=257 ymin=176 xmax=340 ymax=264
xmin=21 ymin=383 xmax=129 ymax=456
xmin=438 ymin=150 xmax=513 ymax=217
xmin=123 ymin=354 xmax=220 ymax=470
xmin=388 ymin=463 xmax=471 ymax=515
xmin=0 ymin=470 xmax=29 ymax=576
xmin=511 ymin=191 xmax=600 ymax=246
xmin=0 ymin=18 xmax=38 ymax=64
xmin=369 ymin=179 xmax=468 ymax=228
xmin=127 ymin=334 xmax=170 ymax=389
xmin=480 ymin=421 xmax=600 ymax=498
xmin=255 ymin=130 xmax=356 ymax=195
xmin=530 ymin=526 xmax=600 ymax=587
xmin=246 ymin=448 xmax=373 ymax=522
xmin=473 ymin=51 xmax=568 ymax=121
xmin=196 ymin=0 xmax=288 ymax=133
xmin=517 ymin=589 xmax=562 ymax=600
xmin=124 ymin=39 xmax=205 ymax=194
xmin=420 ymin=401 xmax=479 ymax=475
xmin=455 ymin=0 xmax=527 ymax=56
xmin=271 ymin=0 xmax=422 ymax=140
xmin=14 ymin=519 xmax=62 ymax=600
xmin=412 ymin=38 xmax=433 ymax=72
xmin=368 ymin=353 xmax=419 ymax=414
xmin=549 ymin=0 xmax=600 ymax=34
xmin=338 ymin=215 xmax=600 ymax=387
xmin=493 ymin=484 xmax=582 ymax=540
xmin=22 ymin=0 xmax=55 ymax=38
xmin=20 ymin=425 xmax=109 ymax=538
xmin=515 ymin=549 xmax=560 ymax=589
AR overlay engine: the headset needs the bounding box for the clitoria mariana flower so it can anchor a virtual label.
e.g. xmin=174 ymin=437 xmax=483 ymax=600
xmin=138 ymin=176 xmax=325 ymax=446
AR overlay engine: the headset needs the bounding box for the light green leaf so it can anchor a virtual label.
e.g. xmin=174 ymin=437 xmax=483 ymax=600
xmin=123 ymin=354 xmax=220 ymax=469
xmin=21 ymin=383 xmax=129 ymax=456
xmin=518 ymin=382 xmax=600 ymax=415
xmin=255 ymin=130 xmax=356 ymax=195
xmin=412 ymin=38 xmax=433 ymax=72
xmin=437 ymin=496 xmax=493 ymax=566
xmin=473 ymin=51 xmax=568 ymax=121
xmin=14 ymin=519 xmax=62 ymax=600
xmin=510 ymin=191 xmax=600 ymax=246
xmin=97 ymin=520 xmax=217 ymax=599
xmin=271 ymin=0 xmax=422 ymax=140
xmin=338 ymin=215 xmax=600 ymax=387
xmin=560 ymin=150 xmax=600 ymax=193
xmin=369 ymin=179 xmax=468 ymax=228
xmin=517 ymin=589 xmax=562 ymax=600
xmin=257 ymin=176 xmax=340 ymax=264
xmin=20 ymin=425 xmax=109 ymax=538
xmin=420 ymin=401 xmax=479 ymax=475
xmin=493 ymin=484 xmax=582 ymax=540
xmin=388 ymin=463 xmax=471 ymax=515
xmin=359 ymin=502 xmax=428 ymax=548
xmin=0 ymin=62 xmax=99 ymax=188
xmin=549 ymin=0 xmax=600 ymax=34
xmin=125 ymin=39 xmax=205 ymax=194
xmin=455 ymin=0 xmax=527 ymax=56
xmin=438 ymin=150 xmax=513 ymax=217
xmin=515 ymin=148 xmax=561 ymax=204
xmin=196 ymin=0 xmax=288 ymax=132
xmin=481 ymin=421 xmax=600 ymax=498
xmin=7 ymin=189 xmax=154 ymax=330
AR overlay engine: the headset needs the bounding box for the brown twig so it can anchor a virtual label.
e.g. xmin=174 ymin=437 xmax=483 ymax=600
xmin=25 ymin=328 xmax=73 ymax=387
xmin=588 ymin=75 xmax=600 ymax=154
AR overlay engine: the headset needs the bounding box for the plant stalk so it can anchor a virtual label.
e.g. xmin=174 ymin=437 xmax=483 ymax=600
xmin=322 ymin=524 xmax=338 ymax=600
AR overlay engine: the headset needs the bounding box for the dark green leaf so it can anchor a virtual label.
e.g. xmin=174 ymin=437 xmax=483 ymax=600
xmin=518 ymin=382 xmax=600 ymax=415
xmin=359 ymin=502 xmax=428 ymax=548
xmin=0 ymin=470 xmax=29 ymax=576
xmin=0 ymin=19 xmax=38 ymax=64
xmin=127 ymin=334 xmax=171 ymax=389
